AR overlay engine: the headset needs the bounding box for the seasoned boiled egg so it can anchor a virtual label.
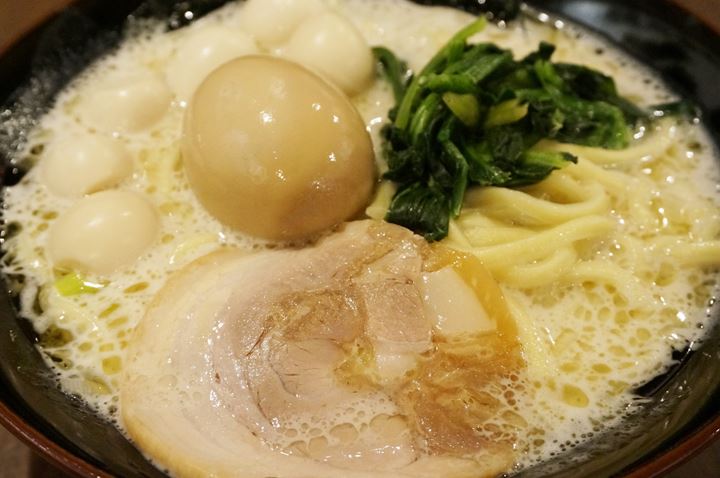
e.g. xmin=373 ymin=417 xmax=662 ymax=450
xmin=40 ymin=133 xmax=133 ymax=197
xmin=48 ymin=191 xmax=159 ymax=275
xmin=182 ymin=55 xmax=375 ymax=241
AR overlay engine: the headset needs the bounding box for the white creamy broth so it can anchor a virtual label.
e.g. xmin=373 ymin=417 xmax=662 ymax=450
xmin=2 ymin=0 xmax=719 ymax=475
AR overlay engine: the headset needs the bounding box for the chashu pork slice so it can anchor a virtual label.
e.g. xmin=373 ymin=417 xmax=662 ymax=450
xmin=121 ymin=220 xmax=515 ymax=478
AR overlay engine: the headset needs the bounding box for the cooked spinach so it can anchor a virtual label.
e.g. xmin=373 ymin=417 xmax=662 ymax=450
xmin=372 ymin=46 xmax=410 ymax=103
xmin=372 ymin=18 xmax=658 ymax=240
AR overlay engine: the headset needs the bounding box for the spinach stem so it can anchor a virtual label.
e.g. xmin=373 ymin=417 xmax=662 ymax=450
xmin=395 ymin=17 xmax=487 ymax=131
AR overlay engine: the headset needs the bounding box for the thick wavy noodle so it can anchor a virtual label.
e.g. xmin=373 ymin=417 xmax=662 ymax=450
xmin=446 ymin=120 xmax=720 ymax=280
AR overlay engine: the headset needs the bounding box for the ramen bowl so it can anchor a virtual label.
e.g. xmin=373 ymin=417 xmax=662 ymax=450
xmin=0 ymin=1 xmax=718 ymax=477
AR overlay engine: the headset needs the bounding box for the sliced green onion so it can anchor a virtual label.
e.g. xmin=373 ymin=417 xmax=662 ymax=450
xmin=55 ymin=272 xmax=105 ymax=296
xmin=484 ymin=98 xmax=529 ymax=127
xmin=443 ymin=92 xmax=480 ymax=127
